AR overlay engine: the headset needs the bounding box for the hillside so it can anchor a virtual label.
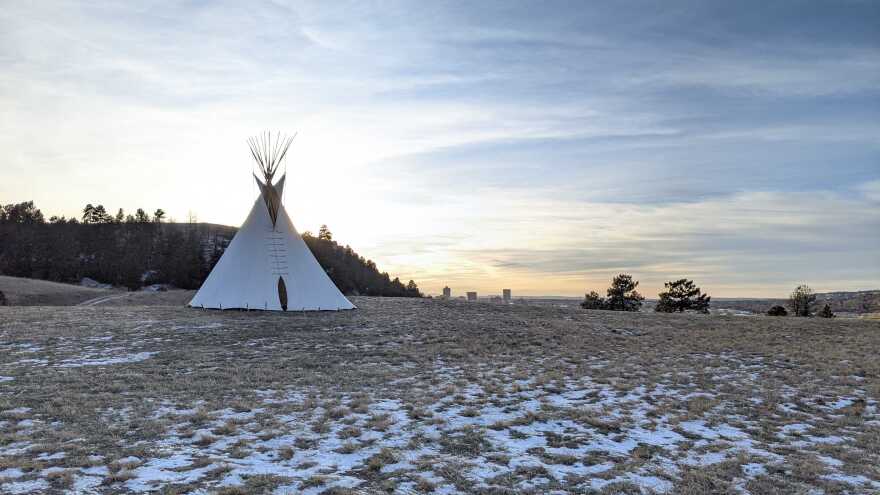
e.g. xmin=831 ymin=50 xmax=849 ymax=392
xmin=0 ymin=200 xmax=422 ymax=298
xmin=0 ymin=275 xmax=116 ymax=306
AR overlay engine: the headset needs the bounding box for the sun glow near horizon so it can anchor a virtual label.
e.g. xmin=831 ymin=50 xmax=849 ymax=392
xmin=1 ymin=1 xmax=878 ymax=299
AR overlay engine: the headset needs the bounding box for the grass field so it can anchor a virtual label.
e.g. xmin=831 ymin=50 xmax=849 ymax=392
xmin=0 ymin=276 xmax=117 ymax=306
xmin=0 ymin=275 xmax=196 ymax=307
xmin=1 ymin=297 xmax=878 ymax=494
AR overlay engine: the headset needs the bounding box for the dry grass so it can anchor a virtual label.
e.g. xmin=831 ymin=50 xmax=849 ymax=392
xmin=0 ymin=297 xmax=878 ymax=493
xmin=0 ymin=275 xmax=115 ymax=306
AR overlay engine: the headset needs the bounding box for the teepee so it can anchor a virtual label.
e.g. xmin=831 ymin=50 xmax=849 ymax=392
xmin=189 ymin=132 xmax=356 ymax=311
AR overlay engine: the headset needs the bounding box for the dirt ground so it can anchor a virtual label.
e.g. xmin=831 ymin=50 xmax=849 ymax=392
xmin=1 ymin=297 xmax=878 ymax=494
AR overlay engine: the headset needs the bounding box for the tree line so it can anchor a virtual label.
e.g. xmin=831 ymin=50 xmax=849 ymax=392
xmin=0 ymin=201 xmax=421 ymax=298
xmin=302 ymin=225 xmax=421 ymax=298
xmin=581 ymin=275 xmax=835 ymax=317
xmin=0 ymin=201 xmax=205 ymax=290
xmin=580 ymin=274 xmax=710 ymax=313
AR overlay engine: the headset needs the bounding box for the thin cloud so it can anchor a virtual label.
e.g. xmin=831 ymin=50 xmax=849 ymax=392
xmin=1 ymin=1 xmax=877 ymax=297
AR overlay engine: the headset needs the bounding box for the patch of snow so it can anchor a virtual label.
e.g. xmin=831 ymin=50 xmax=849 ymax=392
xmin=10 ymin=343 xmax=42 ymax=353
xmin=126 ymin=454 xmax=213 ymax=492
xmin=742 ymin=463 xmax=766 ymax=477
xmin=81 ymin=466 xmax=109 ymax=477
xmin=73 ymin=474 xmax=103 ymax=493
xmin=57 ymin=352 xmax=157 ymax=368
xmin=804 ymin=435 xmax=845 ymax=444
xmin=1 ymin=407 xmax=30 ymax=415
xmin=215 ymin=407 xmax=263 ymax=422
xmin=827 ymin=397 xmax=854 ymax=409
xmin=686 ymin=451 xmax=727 ymax=466
xmin=0 ymin=479 xmax=50 ymax=494
xmin=0 ymin=468 xmax=24 ymax=479
xmin=822 ymin=472 xmax=880 ymax=488
xmin=36 ymin=452 xmax=65 ymax=461
xmin=678 ymin=420 xmax=748 ymax=440
xmin=817 ymin=455 xmax=843 ymax=467
xmin=0 ymin=441 xmax=33 ymax=456
xmin=589 ymin=474 xmax=673 ymax=493
xmin=780 ymin=423 xmax=811 ymax=434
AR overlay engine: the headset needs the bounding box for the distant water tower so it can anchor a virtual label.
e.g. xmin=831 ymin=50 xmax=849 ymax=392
xmin=503 ymin=289 xmax=511 ymax=302
xmin=442 ymin=286 xmax=451 ymax=299
xmin=467 ymin=291 xmax=477 ymax=301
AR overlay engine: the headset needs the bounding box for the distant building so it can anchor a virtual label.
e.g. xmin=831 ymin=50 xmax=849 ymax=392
xmin=442 ymin=286 xmax=451 ymax=299
xmin=503 ymin=289 xmax=511 ymax=302
xmin=467 ymin=291 xmax=477 ymax=301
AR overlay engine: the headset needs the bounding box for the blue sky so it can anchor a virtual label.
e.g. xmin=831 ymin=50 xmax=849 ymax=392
xmin=1 ymin=1 xmax=878 ymax=297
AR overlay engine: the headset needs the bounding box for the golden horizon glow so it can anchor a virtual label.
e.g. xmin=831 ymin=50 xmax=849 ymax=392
xmin=1 ymin=2 xmax=878 ymax=299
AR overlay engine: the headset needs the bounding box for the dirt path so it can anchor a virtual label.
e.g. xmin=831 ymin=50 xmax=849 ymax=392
xmin=76 ymin=293 xmax=131 ymax=306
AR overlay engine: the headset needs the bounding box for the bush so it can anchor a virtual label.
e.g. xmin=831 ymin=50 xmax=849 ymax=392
xmin=580 ymin=291 xmax=606 ymax=310
xmin=655 ymin=279 xmax=710 ymax=313
xmin=818 ymin=304 xmax=835 ymax=318
xmin=767 ymin=305 xmax=787 ymax=316
xmin=0 ymin=290 xmax=6 ymax=306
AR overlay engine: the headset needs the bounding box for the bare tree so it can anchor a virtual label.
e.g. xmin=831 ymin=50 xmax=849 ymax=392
xmin=788 ymin=284 xmax=817 ymax=317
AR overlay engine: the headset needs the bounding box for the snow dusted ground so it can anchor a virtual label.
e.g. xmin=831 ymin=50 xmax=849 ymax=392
xmin=0 ymin=298 xmax=878 ymax=494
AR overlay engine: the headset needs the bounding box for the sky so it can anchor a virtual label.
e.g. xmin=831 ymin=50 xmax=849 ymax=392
xmin=1 ymin=1 xmax=878 ymax=298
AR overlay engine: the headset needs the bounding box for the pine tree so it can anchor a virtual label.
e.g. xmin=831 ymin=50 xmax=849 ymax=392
xmin=405 ymin=280 xmax=421 ymax=297
xmin=818 ymin=303 xmax=835 ymax=318
xmin=94 ymin=205 xmax=111 ymax=223
xmin=655 ymin=279 xmax=711 ymax=313
xmin=767 ymin=305 xmax=788 ymax=316
xmin=1 ymin=201 xmax=45 ymax=224
xmin=82 ymin=204 xmax=96 ymax=223
xmin=605 ymin=274 xmax=644 ymax=311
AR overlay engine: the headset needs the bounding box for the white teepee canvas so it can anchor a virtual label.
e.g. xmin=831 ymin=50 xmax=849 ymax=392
xmin=189 ymin=133 xmax=355 ymax=311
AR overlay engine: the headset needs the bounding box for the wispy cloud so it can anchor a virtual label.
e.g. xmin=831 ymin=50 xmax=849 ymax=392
xmin=385 ymin=189 xmax=880 ymax=297
xmin=1 ymin=1 xmax=877 ymax=296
